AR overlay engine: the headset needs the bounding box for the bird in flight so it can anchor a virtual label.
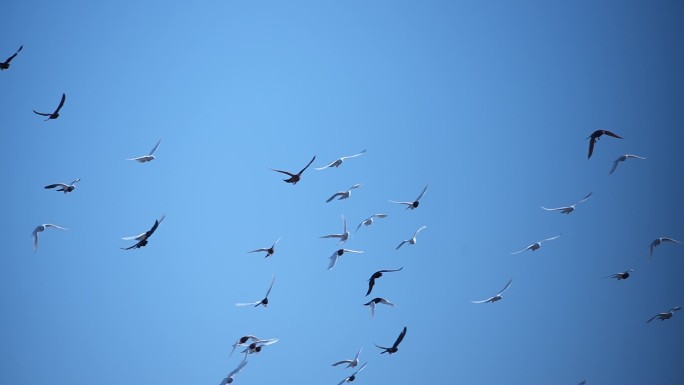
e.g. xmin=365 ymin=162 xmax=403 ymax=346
xmin=366 ymin=267 xmax=403 ymax=296
xmin=0 ymin=45 xmax=22 ymax=70
xmin=121 ymin=215 xmax=166 ymax=250
xmin=240 ymin=338 xmax=279 ymax=355
xmin=33 ymin=93 xmax=66 ymax=121
xmin=604 ymin=269 xmax=635 ymax=280
xmin=32 ymin=224 xmax=68 ymax=253
xmin=326 ymin=184 xmax=362 ymax=203
xmin=355 ymin=214 xmax=388 ymax=232
xmin=229 ymin=335 xmax=278 ymax=357
xmin=541 ymin=192 xmax=592 ymax=214
xmin=396 ymin=225 xmax=427 ymax=250
xmin=471 ymin=278 xmax=513 ymax=304
xmin=363 ymin=297 xmax=395 ymax=318
xmin=315 ymin=149 xmax=366 ymax=170
xmin=389 ymin=184 xmax=428 ymax=210
xmin=332 ymin=347 xmax=363 ymax=368
xmin=375 ymin=326 xmax=407 ymax=354
xmin=609 ymin=154 xmax=645 ymax=175
xmin=218 ymin=356 xmax=247 ymax=384
xmin=587 ymin=129 xmax=623 ymax=159
xmin=328 ymin=248 xmax=364 ymax=270
xmin=647 ymin=306 xmax=681 ymax=323
xmin=44 ymin=178 xmax=81 ymax=194
xmin=511 ymin=235 xmax=561 ymax=254
xmin=649 ymin=237 xmax=681 ymax=260
xmin=270 ymin=155 xmax=316 ymax=185
xmin=247 ymin=237 xmax=281 ymax=258
xmin=320 ymin=215 xmax=351 ymax=244
xmin=337 ymin=362 xmax=368 ymax=385
xmin=236 ymin=274 xmax=275 ymax=308
xmin=127 ymin=139 xmax=161 ymax=163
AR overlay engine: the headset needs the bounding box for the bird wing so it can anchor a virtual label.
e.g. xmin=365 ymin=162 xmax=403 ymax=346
xmin=327 ymin=192 xmax=344 ymax=202
xmin=264 ymin=274 xmax=276 ymax=297
xmin=373 ymin=214 xmax=388 ymax=219
xmin=540 ymin=206 xmax=567 ymax=211
xmin=353 ymin=362 xmax=368 ymax=375
xmin=342 ymin=215 xmax=347 ymax=234
xmin=355 ymin=221 xmax=364 ymax=232
xmin=33 ymin=110 xmax=51 ymax=116
xmin=413 ymin=225 xmax=427 ymax=237
xmin=470 ymin=297 xmax=494 ymax=304
xmin=389 ymin=200 xmax=412 ymax=206
xmin=366 ymin=277 xmax=375 ymax=296
xmin=625 ymin=154 xmax=645 ymax=159
xmin=45 ymin=224 xmax=67 ymax=231
xmin=54 ymin=93 xmax=66 ymax=113
xmin=235 ymin=301 xmax=262 ymax=307
xmin=646 ymin=314 xmax=658 ymax=323
xmin=577 ymin=192 xmax=593 ymax=204
xmin=70 ymin=178 xmax=81 ymax=185
xmin=328 ymin=253 xmax=339 ymax=270
xmin=120 ymin=242 xmax=142 ymax=250
xmin=44 ymin=183 xmax=68 ymax=189
xmin=247 ymin=248 xmax=269 ymax=253
xmin=671 ymin=306 xmax=682 ymax=312
xmin=587 ymin=137 xmax=596 ymax=159
xmin=148 ymin=139 xmax=162 ymax=155
xmin=393 ymin=326 xmax=407 ymax=348
xmin=542 ymin=235 xmax=561 ymax=242
xmin=511 ymin=245 xmax=533 ymax=254
xmin=32 ymin=229 xmax=39 ymax=252
xmin=298 ymin=155 xmax=316 ymax=175
xmin=321 ymin=234 xmax=343 ymax=239
xmin=379 ymin=267 xmax=403 ymax=273
xmin=349 ymin=183 xmax=362 ymax=190
xmin=603 ymin=130 xmax=623 ymax=139
xmin=341 ymin=149 xmax=367 ymax=160
xmin=332 ymin=359 xmax=352 ymax=366
xmin=396 ymin=240 xmax=408 ymax=250
xmin=226 ymin=357 xmax=248 ymax=378
xmin=269 ymin=168 xmax=295 ymax=177
xmin=662 ymin=237 xmax=682 ymax=244
xmin=497 ymin=278 xmax=513 ymax=296
xmin=343 ymin=249 xmax=364 ymax=254
xmin=415 ymin=185 xmax=428 ymax=202
xmin=122 ymin=232 xmax=147 ymax=241
xmin=4 ymin=45 xmax=22 ymax=63
xmin=314 ymin=161 xmax=335 ymax=170
xmin=609 ymin=159 xmax=620 ymax=175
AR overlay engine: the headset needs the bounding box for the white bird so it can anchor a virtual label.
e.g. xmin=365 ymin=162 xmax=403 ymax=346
xmin=511 ymin=235 xmax=561 ymax=254
xmin=240 ymin=338 xmax=279 ymax=355
xmin=541 ymin=192 xmax=592 ymax=214
xmin=127 ymin=139 xmax=161 ymax=163
xmin=363 ymin=297 xmax=394 ymax=318
xmin=471 ymin=278 xmax=513 ymax=304
xmin=218 ymin=356 xmax=248 ymax=384
xmin=647 ymin=306 xmax=681 ymax=323
xmin=32 ymin=224 xmax=68 ymax=253
xmin=320 ymin=215 xmax=350 ymax=244
xmin=604 ymin=269 xmax=635 ymax=280
xmin=610 ymin=154 xmax=646 ymax=175
xmin=236 ymin=274 xmax=275 ymax=307
xmin=337 ymin=362 xmax=368 ymax=385
xmin=315 ymin=149 xmax=366 ymax=170
xmin=326 ymin=184 xmax=362 ymax=203
xmin=396 ymin=225 xmax=427 ymax=250
xmin=389 ymin=184 xmax=428 ymax=210
xmin=649 ymin=237 xmax=681 ymax=260
xmin=328 ymin=248 xmax=364 ymax=270
xmin=44 ymin=178 xmax=80 ymax=194
xmin=332 ymin=347 xmax=363 ymax=368
xmin=355 ymin=214 xmax=388 ymax=232
xmin=247 ymin=237 xmax=281 ymax=258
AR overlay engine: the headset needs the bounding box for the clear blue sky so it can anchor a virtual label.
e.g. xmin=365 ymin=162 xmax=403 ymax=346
xmin=2 ymin=1 xmax=683 ymax=384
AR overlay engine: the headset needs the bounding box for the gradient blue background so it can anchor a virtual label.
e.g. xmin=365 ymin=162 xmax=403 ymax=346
xmin=2 ymin=1 xmax=683 ymax=384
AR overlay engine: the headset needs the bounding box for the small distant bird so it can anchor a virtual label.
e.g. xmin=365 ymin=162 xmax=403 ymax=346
xmin=587 ymin=129 xmax=623 ymax=159
xmin=328 ymin=248 xmax=364 ymax=270
xmin=577 ymin=381 xmax=587 ymax=385
xmin=44 ymin=178 xmax=81 ymax=194
xmin=240 ymin=338 xmax=279 ymax=355
xmin=337 ymin=362 xmax=368 ymax=385
xmin=471 ymin=278 xmax=513 ymax=304
xmin=127 ymin=139 xmax=161 ymax=163
xmin=247 ymin=237 xmax=281 ymax=258
xmin=33 ymin=93 xmax=66 ymax=121
xmin=0 ymin=45 xmax=23 ymax=70
xmin=541 ymin=192 xmax=592 ymax=214
xmin=396 ymin=225 xmax=427 ymax=250
xmin=604 ymin=269 xmax=634 ymax=280
xmin=236 ymin=274 xmax=275 ymax=308
xmin=320 ymin=215 xmax=351 ymax=244
xmin=121 ymin=215 xmax=166 ymax=250
xmin=326 ymin=184 xmax=362 ymax=202
xmin=511 ymin=235 xmax=561 ymax=254
xmin=332 ymin=347 xmax=363 ymax=368
xmin=647 ymin=306 xmax=681 ymax=323
xmin=609 ymin=154 xmax=645 ymax=175
xmin=355 ymin=214 xmax=388 ymax=232
xmin=375 ymin=326 xmax=407 ymax=354
xmin=366 ymin=267 xmax=403 ymax=296
xmin=229 ymin=335 xmax=278 ymax=357
xmin=389 ymin=184 xmax=428 ymax=210
xmin=649 ymin=237 xmax=681 ymax=260
xmin=218 ymin=356 xmax=247 ymax=384
xmin=270 ymin=155 xmax=316 ymax=185
xmin=32 ymin=224 xmax=68 ymax=253
xmin=364 ymin=297 xmax=394 ymax=318
xmin=315 ymin=149 xmax=366 ymax=170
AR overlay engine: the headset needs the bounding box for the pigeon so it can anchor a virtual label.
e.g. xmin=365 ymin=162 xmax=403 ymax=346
xmin=121 ymin=215 xmax=166 ymax=250
xmin=127 ymin=139 xmax=161 ymax=163
xmin=609 ymin=154 xmax=645 ymax=175
xmin=587 ymin=130 xmax=623 ymax=159
xmin=326 ymin=184 xmax=362 ymax=203
xmin=315 ymin=149 xmax=366 ymax=170
xmin=32 ymin=224 xmax=68 ymax=253
xmin=33 ymin=93 xmax=66 ymax=121
xmin=337 ymin=362 xmax=368 ymax=385
xmin=511 ymin=235 xmax=561 ymax=254
xmin=270 ymin=155 xmax=316 ymax=185
xmin=229 ymin=336 xmax=278 ymax=357
xmin=0 ymin=45 xmax=22 ymax=70
xmin=363 ymin=297 xmax=394 ymax=318
xmin=649 ymin=237 xmax=681 ymax=260
xmin=396 ymin=226 xmax=427 ymax=250
xmin=471 ymin=278 xmax=513 ymax=304
xmin=240 ymin=338 xmax=279 ymax=355
xmin=366 ymin=267 xmax=403 ymax=296
xmin=355 ymin=214 xmax=388 ymax=232
xmin=320 ymin=215 xmax=351 ymax=244
xmin=647 ymin=306 xmax=681 ymax=323
xmin=44 ymin=178 xmax=81 ymax=194
xmin=328 ymin=248 xmax=364 ymax=270
xmin=541 ymin=192 xmax=592 ymax=214
xmin=389 ymin=185 xmax=428 ymax=210
xmin=218 ymin=356 xmax=247 ymax=384
xmin=375 ymin=326 xmax=407 ymax=354
xmin=604 ymin=269 xmax=634 ymax=280
xmin=236 ymin=274 xmax=275 ymax=307
xmin=332 ymin=347 xmax=363 ymax=368
xmin=247 ymin=237 xmax=281 ymax=258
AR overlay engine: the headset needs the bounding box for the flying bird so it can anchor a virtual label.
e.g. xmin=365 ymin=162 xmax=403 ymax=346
xmin=32 ymin=224 xmax=68 ymax=253
xmin=229 ymin=336 xmax=278 ymax=357
xmin=326 ymin=184 xmax=362 ymax=203
xmin=649 ymin=237 xmax=681 ymax=260
xmin=363 ymin=297 xmax=394 ymax=318
xmin=240 ymin=338 xmax=279 ymax=355
xmin=315 ymin=149 xmax=366 ymax=170
xmin=355 ymin=214 xmax=388 ymax=232
xmin=375 ymin=326 xmax=407 ymax=354
xmin=33 ymin=93 xmax=66 ymax=121
xmin=366 ymin=267 xmax=403 ymax=296
xmin=44 ymin=178 xmax=81 ymax=194
xmin=471 ymin=278 xmax=513 ymax=304
xmin=247 ymin=237 xmax=281 ymax=258
xmin=396 ymin=225 xmax=427 ymax=250
xmin=328 ymin=248 xmax=364 ymax=270
xmin=218 ymin=356 xmax=247 ymax=384
xmin=121 ymin=215 xmax=166 ymax=250
xmin=0 ymin=45 xmax=22 ymax=70
xmin=236 ymin=274 xmax=275 ymax=308
xmin=604 ymin=269 xmax=635 ymax=280
xmin=337 ymin=362 xmax=368 ymax=385
xmin=270 ymin=155 xmax=316 ymax=185
xmin=609 ymin=154 xmax=645 ymax=175
xmin=511 ymin=235 xmax=561 ymax=254
xmin=389 ymin=184 xmax=428 ymax=210
xmin=587 ymin=129 xmax=623 ymax=159
xmin=332 ymin=347 xmax=363 ymax=368
xmin=127 ymin=139 xmax=161 ymax=163
xmin=541 ymin=192 xmax=592 ymax=214
xmin=647 ymin=306 xmax=681 ymax=323
xmin=320 ymin=215 xmax=351 ymax=244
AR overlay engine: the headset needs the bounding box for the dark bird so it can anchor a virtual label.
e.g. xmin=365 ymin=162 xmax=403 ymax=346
xmin=604 ymin=269 xmax=634 ymax=280
xmin=366 ymin=267 xmax=403 ymax=296
xmin=236 ymin=274 xmax=275 ymax=307
xmin=0 ymin=45 xmax=23 ymax=70
xmin=33 ymin=93 xmax=66 ymax=121
xmin=389 ymin=184 xmax=428 ymax=210
xmin=364 ymin=297 xmax=395 ymax=318
xmin=120 ymin=215 xmax=166 ymax=250
xmin=647 ymin=306 xmax=681 ymax=323
xmin=44 ymin=178 xmax=81 ymax=194
xmin=337 ymin=362 xmax=368 ymax=385
xmin=587 ymin=130 xmax=622 ymax=159
xmin=375 ymin=326 xmax=407 ymax=354
xmin=247 ymin=237 xmax=281 ymax=258
xmin=270 ymin=155 xmax=316 ymax=185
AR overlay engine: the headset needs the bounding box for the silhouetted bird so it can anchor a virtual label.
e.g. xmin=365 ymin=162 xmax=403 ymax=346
xmin=604 ymin=269 xmax=634 ymax=280
xmin=366 ymin=267 xmax=403 ymax=296
xmin=389 ymin=184 xmax=428 ymax=210
xmin=121 ymin=215 xmax=165 ymax=250
xmin=44 ymin=178 xmax=81 ymax=194
xmin=33 ymin=93 xmax=66 ymax=121
xmin=587 ymin=130 xmax=622 ymax=159
xmin=647 ymin=307 xmax=681 ymax=323
xmin=270 ymin=155 xmax=316 ymax=185
xmin=375 ymin=326 xmax=407 ymax=354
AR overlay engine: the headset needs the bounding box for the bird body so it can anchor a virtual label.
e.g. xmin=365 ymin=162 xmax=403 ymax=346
xmin=44 ymin=178 xmax=81 ymax=194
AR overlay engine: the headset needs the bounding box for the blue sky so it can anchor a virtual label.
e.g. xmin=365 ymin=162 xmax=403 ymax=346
xmin=2 ymin=1 xmax=683 ymax=384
